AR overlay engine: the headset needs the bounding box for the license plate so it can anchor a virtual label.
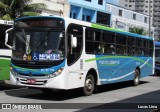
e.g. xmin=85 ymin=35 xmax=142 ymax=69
xmin=27 ymin=79 xmax=36 ymax=84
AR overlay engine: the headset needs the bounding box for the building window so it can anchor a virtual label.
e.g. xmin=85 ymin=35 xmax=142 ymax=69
xmin=86 ymin=15 xmax=91 ymax=22
xmin=70 ymin=12 xmax=72 ymax=18
xmin=133 ymin=13 xmax=136 ymax=20
xmin=129 ymin=5 xmax=132 ymax=7
xmin=82 ymin=15 xmax=85 ymax=21
xmin=144 ymin=17 xmax=147 ymax=23
xmin=119 ymin=9 xmax=123 ymax=16
xmin=98 ymin=0 xmax=103 ymax=5
xmin=73 ymin=13 xmax=76 ymax=19
xmin=97 ymin=11 xmax=110 ymax=25
xmin=84 ymin=0 xmax=91 ymax=2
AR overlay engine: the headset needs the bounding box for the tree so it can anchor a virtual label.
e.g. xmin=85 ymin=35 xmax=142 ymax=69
xmin=129 ymin=27 xmax=148 ymax=36
xmin=0 ymin=0 xmax=46 ymax=20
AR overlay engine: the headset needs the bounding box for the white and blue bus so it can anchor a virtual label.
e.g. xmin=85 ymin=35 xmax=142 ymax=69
xmin=5 ymin=16 xmax=154 ymax=95
xmin=155 ymin=42 xmax=160 ymax=75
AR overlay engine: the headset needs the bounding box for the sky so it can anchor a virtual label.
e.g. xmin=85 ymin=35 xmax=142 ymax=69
xmin=105 ymin=0 xmax=119 ymax=5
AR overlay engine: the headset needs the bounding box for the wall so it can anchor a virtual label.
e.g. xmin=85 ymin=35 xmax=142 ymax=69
xmin=31 ymin=0 xmax=70 ymax=17
xmin=69 ymin=0 xmax=111 ymax=25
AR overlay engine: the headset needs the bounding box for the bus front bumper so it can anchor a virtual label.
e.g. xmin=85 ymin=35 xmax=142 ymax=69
xmin=10 ymin=72 xmax=66 ymax=89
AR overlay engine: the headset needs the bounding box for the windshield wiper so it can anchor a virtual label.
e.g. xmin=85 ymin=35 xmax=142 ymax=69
xmin=15 ymin=30 xmax=31 ymax=54
xmin=15 ymin=33 xmax=26 ymax=44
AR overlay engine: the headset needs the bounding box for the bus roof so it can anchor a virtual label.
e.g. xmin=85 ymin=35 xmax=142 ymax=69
xmin=15 ymin=16 xmax=153 ymax=41
xmin=91 ymin=23 xmax=153 ymax=41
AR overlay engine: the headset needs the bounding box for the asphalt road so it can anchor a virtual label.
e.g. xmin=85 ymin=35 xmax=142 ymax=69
xmin=0 ymin=75 xmax=160 ymax=112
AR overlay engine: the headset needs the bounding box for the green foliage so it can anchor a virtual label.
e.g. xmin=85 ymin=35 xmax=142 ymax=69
xmin=1 ymin=14 xmax=12 ymax=20
xmin=22 ymin=11 xmax=39 ymax=16
xmin=129 ymin=27 xmax=148 ymax=36
xmin=0 ymin=0 xmax=46 ymax=20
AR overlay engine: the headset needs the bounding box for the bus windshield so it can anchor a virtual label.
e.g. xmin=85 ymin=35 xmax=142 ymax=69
xmin=12 ymin=29 xmax=65 ymax=61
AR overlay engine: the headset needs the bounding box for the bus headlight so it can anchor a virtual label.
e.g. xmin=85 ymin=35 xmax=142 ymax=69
xmin=48 ymin=67 xmax=64 ymax=78
xmin=10 ymin=67 xmax=18 ymax=76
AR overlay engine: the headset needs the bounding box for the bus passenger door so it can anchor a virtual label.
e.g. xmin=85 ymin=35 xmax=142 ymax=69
xmin=66 ymin=24 xmax=83 ymax=89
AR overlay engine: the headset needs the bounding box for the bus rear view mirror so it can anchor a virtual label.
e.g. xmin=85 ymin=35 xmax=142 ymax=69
xmin=71 ymin=35 xmax=77 ymax=48
xmin=5 ymin=28 xmax=13 ymax=49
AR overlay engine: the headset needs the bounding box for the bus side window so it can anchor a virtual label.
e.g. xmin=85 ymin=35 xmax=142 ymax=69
xmin=85 ymin=28 xmax=102 ymax=54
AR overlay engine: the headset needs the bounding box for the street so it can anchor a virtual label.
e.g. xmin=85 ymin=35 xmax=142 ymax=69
xmin=0 ymin=75 xmax=160 ymax=112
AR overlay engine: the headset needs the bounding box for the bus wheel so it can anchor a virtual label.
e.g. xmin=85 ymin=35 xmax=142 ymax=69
xmin=133 ymin=69 xmax=140 ymax=86
xmin=83 ymin=74 xmax=95 ymax=96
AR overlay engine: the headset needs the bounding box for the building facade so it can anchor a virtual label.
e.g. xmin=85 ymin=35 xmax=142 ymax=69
xmin=106 ymin=3 xmax=154 ymax=38
xmin=119 ymin=0 xmax=159 ymax=40
xmin=31 ymin=0 xmax=111 ymax=26
xmin=31 ymin=0 xmax=70 ymax=17
xmin=30 ymin=0 xmax=154 ymax=37
xmin=69 ymin=0 xmax=111 ymax=26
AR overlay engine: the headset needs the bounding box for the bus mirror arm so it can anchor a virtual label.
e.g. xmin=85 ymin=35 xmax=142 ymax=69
xmin=5 ymin=28 xmax=13 ymax=49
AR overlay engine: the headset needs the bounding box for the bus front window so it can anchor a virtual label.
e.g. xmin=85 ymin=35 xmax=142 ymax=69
xmin=12 ymin=29 xmax=65 ymax=61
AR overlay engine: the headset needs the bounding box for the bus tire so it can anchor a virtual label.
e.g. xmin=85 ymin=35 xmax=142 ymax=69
xmin=82 ymin=74 xmax=95 ymax=96
xmin=133 ymin=69 xmax=140 ymax=86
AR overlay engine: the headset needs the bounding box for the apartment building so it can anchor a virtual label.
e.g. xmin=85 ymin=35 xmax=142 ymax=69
xmin=106 ymin=3 xmax=154 ymax=38
xmin=119 ymin=0 xmax=159 ymax=40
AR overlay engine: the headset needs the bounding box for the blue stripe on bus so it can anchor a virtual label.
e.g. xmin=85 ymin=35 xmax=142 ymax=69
xmin=11 ymin=60 xmax=66 ymax=75
xmin=94 ymin=55 xmax=153 ymax=84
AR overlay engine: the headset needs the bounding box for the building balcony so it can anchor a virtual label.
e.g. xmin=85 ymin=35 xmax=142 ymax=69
xmin=153 ymin=21 xmax=160 ymax=25
xmin=153 ymin=17 xmax=160 ymax=20
xmin=153 ymin=7 xmax=160 ymax=10
xmin=135 ymin=3 xmax=145 ymax=5
xmin=153 ymin=12 xmax=160 ymax=15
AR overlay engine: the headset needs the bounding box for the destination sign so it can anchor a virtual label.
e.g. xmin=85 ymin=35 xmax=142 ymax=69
xmin=14 ymin=18 xmax=64 ymax=28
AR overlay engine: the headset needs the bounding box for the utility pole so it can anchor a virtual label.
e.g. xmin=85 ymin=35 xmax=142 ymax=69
xmin=149 ymin=0 xmax=151 ymax=37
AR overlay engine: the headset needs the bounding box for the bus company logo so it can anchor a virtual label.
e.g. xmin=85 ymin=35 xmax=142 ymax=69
xmin=2 ymin=104 xmax=12 ymax=109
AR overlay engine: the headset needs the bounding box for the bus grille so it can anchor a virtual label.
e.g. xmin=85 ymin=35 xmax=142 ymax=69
xmin=19 ymin=73 xmax=46 ymax=77
xmin=19 ymin=78 xmax=47 ymax=85
xmin=14 ymin=63 xmax=52 ymax=69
